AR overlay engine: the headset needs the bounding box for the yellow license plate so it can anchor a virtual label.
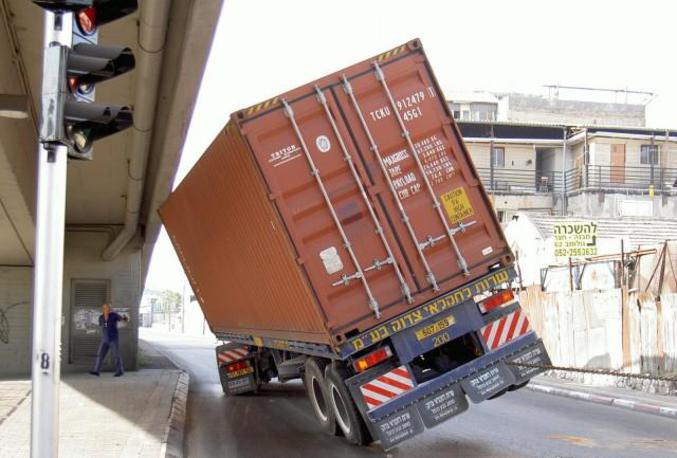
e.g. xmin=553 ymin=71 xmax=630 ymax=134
xmin=415 ymin=316 xmax=455 ymax=341
xmin=227 ymin=367 xmax=254 ymax=379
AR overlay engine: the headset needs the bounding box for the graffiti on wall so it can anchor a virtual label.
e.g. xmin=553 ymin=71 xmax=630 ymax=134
xmin=0 ymin=302 xmax=29 ymax=344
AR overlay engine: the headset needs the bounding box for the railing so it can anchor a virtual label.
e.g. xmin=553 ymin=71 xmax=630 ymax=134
xmin=476 ymin=168 xmax=562 ymax=194
xmin=476 ymin=165 xmax=677 ymax=196
xmin=564 ymin=165 xmax=677 ymax=194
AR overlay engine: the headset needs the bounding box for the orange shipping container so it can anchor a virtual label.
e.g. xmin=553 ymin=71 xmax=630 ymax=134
xmin=159 ymin=39 xmax=513 ymax=348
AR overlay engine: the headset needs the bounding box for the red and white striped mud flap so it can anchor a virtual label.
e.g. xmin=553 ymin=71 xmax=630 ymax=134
xmin=481 ymin=308 xmax=531 ymax=351
xmin=217 ymin=346 xmax=250 ymax=365
xmin=359 ymin=366 xmax=415 ymax=411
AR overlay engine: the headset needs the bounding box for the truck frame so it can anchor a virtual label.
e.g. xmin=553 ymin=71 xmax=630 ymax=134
xmin=214 ymin=266 xmax=550 ymax=448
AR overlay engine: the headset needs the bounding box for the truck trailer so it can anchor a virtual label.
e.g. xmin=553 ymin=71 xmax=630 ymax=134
xmin=159 ymin=39 xmax=551 ymax=449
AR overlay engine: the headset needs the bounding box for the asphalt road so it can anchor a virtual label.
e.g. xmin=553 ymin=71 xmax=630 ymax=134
xmin=143 ymin=330 xmax=677 ymax=458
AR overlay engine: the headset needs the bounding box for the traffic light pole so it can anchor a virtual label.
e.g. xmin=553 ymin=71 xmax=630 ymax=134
xmin=31 ymin=144 xmax=68 ymax=458
xmin=31 ymin=11 xmax=72 ymax=458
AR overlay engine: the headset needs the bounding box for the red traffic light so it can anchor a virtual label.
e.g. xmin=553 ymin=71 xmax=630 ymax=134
xmin=68 ymin=75 xmax=94 ymax=95
xmin=76 ymin=7 xmax=96 ymax=35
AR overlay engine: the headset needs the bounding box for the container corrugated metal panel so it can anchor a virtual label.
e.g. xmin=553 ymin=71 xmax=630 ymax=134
xmin=160 ymin=124 xmax=329 ymax=344
xmin=160 ymin=39 xmax=513 ymax=347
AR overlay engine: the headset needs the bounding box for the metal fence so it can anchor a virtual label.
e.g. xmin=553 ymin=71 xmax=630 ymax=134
xmin=476 ymin=168 xmax=562 ymax=194
xmin=564 ymin=165 xmax=677 ymax=193
xmin=476 ymin=165 xmax=677 ymax=195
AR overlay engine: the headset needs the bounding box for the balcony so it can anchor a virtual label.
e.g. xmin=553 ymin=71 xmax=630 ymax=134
xmin=477 ymin=165 xmax=677 ymax=196
xmin=477 ymin=168 xmax=562 ymax=194
xmin=564 ymin=165 xmax=677 ymax=194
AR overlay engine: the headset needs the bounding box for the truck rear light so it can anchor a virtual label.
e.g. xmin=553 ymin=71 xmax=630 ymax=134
xmin=352 ymin=346 xmax=393 ymax=373
xmin=226 ymin=360 xmax=250 ymax=373
xmin=478 ymin=290 xmax=514 ymax=314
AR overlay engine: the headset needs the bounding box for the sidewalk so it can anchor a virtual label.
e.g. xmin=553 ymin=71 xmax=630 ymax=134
xmin=0 ymin=340 xmax=188 ymax=458
xmin=528 ymin=375 xmax=677 ymax=419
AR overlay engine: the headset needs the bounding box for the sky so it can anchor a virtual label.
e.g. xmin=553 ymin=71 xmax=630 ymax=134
xmin=144 ymin=0 xmax=677 ymax=292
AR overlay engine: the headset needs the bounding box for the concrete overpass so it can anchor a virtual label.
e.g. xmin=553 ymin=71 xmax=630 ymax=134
xmin=0 ymin=0 xmax=223 ymax=376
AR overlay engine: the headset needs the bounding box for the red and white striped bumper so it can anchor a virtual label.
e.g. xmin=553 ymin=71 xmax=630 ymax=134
xmin=359 ymin=366 xmax=415 ymax=411
xmin=217 ymin=346 xmax=250 ymax=365
xmin=481 ymin=308 xmax=531 ymax=351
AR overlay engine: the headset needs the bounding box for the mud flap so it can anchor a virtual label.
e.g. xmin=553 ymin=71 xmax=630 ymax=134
xmin=417 ymin=382 xmax=468 ymax=428
xmin=460 ymin=361 xmax=515 ymax=403
xmin=506 ymin=340 xmax=551 ymax=385
xmin=372 ymin=406 xmax=425 ymax=450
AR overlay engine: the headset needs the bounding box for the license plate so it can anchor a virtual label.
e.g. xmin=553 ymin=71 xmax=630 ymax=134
xmin=415 ymin=316 xmax=455 ymax=341
xmin=227 ymin=367 xmax=254 ymax=379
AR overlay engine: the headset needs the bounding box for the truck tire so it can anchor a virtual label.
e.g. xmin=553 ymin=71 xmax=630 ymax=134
xmin=304 ymin=358 xmax=339 ymax=436
xmin=325 ymin=365 xmax=374 ymax=446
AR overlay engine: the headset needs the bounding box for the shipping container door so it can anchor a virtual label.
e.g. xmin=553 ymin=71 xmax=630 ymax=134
xmin=240 ymin=92 xmax=418 ymax=332
xmin=332 ymin=52 xmax=507 ymax=294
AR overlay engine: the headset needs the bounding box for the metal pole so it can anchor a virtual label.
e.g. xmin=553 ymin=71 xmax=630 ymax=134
xmin=31 ymin=144 xmax=68 ymax=458
xmin=31 ymin=12 xmax=72 ymax=457
xmin=490 ymin=124 xmax=495 ymax=191
xmin=561 ymin=127 xmax=567 ymax=216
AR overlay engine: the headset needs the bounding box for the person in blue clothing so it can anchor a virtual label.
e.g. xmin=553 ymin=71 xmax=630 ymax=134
xmin=89 ymin=303 xmax=128 ymax=377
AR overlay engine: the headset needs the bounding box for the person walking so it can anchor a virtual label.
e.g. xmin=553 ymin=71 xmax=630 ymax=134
xmin=89 ymin=303 xmax=128 ymax=377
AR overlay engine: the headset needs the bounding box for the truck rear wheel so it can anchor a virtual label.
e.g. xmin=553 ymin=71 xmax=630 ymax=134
xmin=304 ymin=358 xmax=339 ymax=436
xmin=325 ymin=365 xmax=374 ymax=446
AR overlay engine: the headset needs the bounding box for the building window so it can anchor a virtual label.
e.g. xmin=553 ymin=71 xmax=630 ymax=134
xmin=450 ymin=103 xmax=461 ymax=119
xmin=640 ymin=145 xmax=659 ymax=165
xmin=491 ymin=147 xmax=505 ymax=168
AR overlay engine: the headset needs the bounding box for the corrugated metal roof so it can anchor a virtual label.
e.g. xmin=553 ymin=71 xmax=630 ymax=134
xmin=522 ymin=214 xmax=677 ymax=249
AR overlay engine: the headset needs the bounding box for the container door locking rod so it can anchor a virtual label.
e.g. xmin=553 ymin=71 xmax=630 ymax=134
xmin=342 ymin=75 xmax=440 ymax=291
xmin=314 ymin=86 xmax=413 ymax=304
xmin=373 ymin=61 xmax=470 ymax=276
xmin=282 ymin=99 xmax=382 ymax=319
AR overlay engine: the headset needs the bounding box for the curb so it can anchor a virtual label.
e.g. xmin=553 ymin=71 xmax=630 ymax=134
xmin=527 ymin=383 xmax=677 ymax=420
xmin=162 ymin=370 xmax=190 ymax=458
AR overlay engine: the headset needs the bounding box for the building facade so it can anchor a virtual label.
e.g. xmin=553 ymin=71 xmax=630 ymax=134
xmin=458 ymin=121 xmax=677 ymax=220
xmin=450 ymin=89 xmax=675 ymax=220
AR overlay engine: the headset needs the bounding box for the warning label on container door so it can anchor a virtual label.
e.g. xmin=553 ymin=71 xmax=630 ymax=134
xmin=440 ymin=187 xmax=474 ymax=223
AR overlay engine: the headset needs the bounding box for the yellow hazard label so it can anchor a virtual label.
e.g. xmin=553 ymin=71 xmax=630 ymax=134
xmin=440 ymin=187 xmax=474 ymax=223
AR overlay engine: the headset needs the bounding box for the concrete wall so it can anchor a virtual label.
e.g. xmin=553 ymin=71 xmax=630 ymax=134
xmin=62 ymin=231 xmax=141 ymax=371
xmin=0 ymin=266 xmax=32 ymax=377
xmin=520 ymin=288 xmax=677 ymax=384
xmin=466 ymin=143 xmax=536 ymax=170
xmin=567 ymin=192 xmax=677 ymax=218
xmin=0 ymin=231 xmax=143 ymax=377
xmin=590 ymin=137 xmax=677 ymax=169
xmin=489 ymin=194 xmax=554 ymax=213
xmin=467 ymin=143 xmax=490 ymax=168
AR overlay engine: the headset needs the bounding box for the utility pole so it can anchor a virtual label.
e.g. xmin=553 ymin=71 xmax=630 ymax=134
xmin=30 ymin=10 xmax=72 ymax=458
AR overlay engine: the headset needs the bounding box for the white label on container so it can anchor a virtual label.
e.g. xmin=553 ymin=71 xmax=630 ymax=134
xmin=319 ymin=246 xmax=343 ymax=274
xmin=269 ymin=144 xmax=301 ymax=167
xmin=481 ymin=246 xmax=493 ymax=256
xmin=316 ymin=135 xmax=331 ymax=153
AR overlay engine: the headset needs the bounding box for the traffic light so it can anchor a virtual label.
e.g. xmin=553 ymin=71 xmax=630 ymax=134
xmin=33 ymin=0 xmax=137 ymax=160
